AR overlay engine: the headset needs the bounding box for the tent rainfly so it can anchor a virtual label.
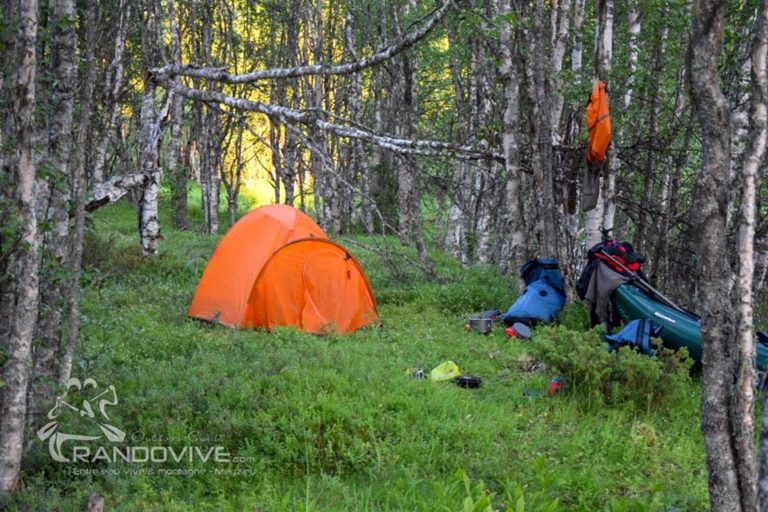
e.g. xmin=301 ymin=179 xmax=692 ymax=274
xmin=188 ymin=204 xmax=379 ymax=334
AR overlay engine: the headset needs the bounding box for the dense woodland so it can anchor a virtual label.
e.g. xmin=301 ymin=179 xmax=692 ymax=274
xmin=2 ymin=0 xmax=768 ymax=509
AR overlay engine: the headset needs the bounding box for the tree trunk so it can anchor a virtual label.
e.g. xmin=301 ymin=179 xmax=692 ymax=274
xmin=59 ymin=0 xmax=98 ymax=387
xmin=0 ymin=0 xmax=40 ymax=491
xmin=550 ymin=0 xmax=571 ymax=137
xmin=585 ymin=0 xmax=613 ymax=248
xmin=199 ymin=105 xmax=221 ymax=235
xmin=344 ymin=9 xmax=374 ymax=234
xmin=443 ymin=31 xmax=471 ymax=263
xmin=198 ymin=1 xmax=220 ymax=236
xmin=741 ymin=1 xmax=768 ymax=509
xmin=29 ymin=0 xmax=77 ymax=430
xmin=138 ymin=80 xmax=164 ymax=255
xmin=635 ymin=25 xmax=667 ymax=254
xmin=689 ymin=1 xmax=752 ymax=510
xmin=168 ymin=0 xmax=187 ymax=230
xmin=653 ymin=46 xmax=689 ymax=287
xmin=496 ymin=0 xmax=525 ymax=273
xmin=90 ymin=0 xmax=130 ymax=186
xmin=222 ymin=124 xmax=244 ymax=226
xmin=474 ymin=3 xmax=500 ymax=265
xmin=523 ymin=0 xmax=557 ymax=258
xmin=562 ymin=0 xmax=585 ymax=281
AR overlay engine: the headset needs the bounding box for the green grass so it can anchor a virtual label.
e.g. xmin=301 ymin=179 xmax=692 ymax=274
xmin=5 ymin=187 xmax=708 ymax=511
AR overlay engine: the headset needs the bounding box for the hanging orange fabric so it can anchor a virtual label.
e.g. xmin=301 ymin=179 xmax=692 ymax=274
xmin=586 ymin=80 xmax=612 ymax=162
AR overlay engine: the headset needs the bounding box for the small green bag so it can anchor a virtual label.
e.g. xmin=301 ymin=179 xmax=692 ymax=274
xmin=430 ymin=361 xmax=461 ymax=382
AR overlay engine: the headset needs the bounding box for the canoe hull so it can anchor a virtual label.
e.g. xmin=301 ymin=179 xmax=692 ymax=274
xmin=612 ymin=284 xmax=768 ymax=370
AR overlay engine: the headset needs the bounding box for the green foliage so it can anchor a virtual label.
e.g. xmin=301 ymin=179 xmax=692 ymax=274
xmin=528 ymin=325 xmax=694 ymax=411
xmin=7 ymin=195 xmax=708 ymax=511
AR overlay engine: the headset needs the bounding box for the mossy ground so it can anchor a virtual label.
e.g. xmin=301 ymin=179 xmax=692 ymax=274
xmin=6 ymin=187 xmax=708 ymax=511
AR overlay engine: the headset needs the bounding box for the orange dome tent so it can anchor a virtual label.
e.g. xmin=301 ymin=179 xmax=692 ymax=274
xmin=188 ymin=204 xmax=379 ymax=334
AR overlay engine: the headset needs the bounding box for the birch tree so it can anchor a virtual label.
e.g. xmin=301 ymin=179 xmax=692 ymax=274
xmin=689 ymin=0 xmax=767 ymax=509
xmin=0 ymin=0 xmax=40 ymax=491
xmin=90 ymin=0 xmax=130 ymax=186
xmin=496 ymin=0 xmax=525 ymax=272
xmin=59 ymin=0 xmax=99 ymax=389
xmin=167 ymin=0 xmax=187 ymax=230
xmin=584 ymin=0 xmax=613 ymax=248
xmin=29 ymin=0 xmax=77 ymax=428
xmin=523 ymin=0 xmax=557 ymax=258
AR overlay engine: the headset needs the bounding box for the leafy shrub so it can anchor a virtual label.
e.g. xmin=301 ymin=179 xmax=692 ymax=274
xmin=527 ymin=325 xmax=693 ymax=411
xmin=556 ymin=303 xmax=590 ymax=331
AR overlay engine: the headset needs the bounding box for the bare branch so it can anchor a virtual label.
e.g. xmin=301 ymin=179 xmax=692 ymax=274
xmin=84 ymin=172 xmax=148 ymax=212
xmin=157 ymin=77 xmax=503 ymax=162
xmin=281 ymin=120 xmax=392 ymax=236
xmin=151 ymin=0 xmax=455 ymax=83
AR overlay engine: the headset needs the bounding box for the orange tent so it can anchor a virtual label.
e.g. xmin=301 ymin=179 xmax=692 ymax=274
xmin=587 ymin=80 xmax=612 ymax=162
xmin=188 ymin=204 xmax=379 ymax=334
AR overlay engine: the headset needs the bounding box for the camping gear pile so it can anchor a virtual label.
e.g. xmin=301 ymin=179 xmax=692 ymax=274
xmin=189 ymin=204 xmax=379 ymax=334
xmin=576 ymin=237 xmax=646 ymax=327
xmin=502 ymin=258 xmax=566 ymax=327
xmin=576 ymin=232 xmax=768 ymax=370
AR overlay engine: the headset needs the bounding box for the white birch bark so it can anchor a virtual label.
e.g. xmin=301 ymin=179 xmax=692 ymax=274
xmin=30 ymin=0 xmax=77 ymax=429
xmin=585 ymin=0 xmax=613 ymax=248
xmin=738 ymin=2 xmax=768 ymax=509
xmin=496 ymin=0 xmax=525 ymax=273
xmin=198 ymin=3 xmax=221 ymax=236
xmin=344 ymin=10 xmax=374 ymax=234
xmin=564 ymin=0 xmax=585 ymax=275
xmin=443 ymin=31 xmax=473 ymax=263
xmin=550 ymin=0 xmax=571 ymax=137
xmin=599 ymin=0 xmax=616 ymax=237
xmin=0 ymin=0 xmax=40 ymax=491
xmin=59 ymin=0 xmax=98 ymax=387
xmin=91 ymin=0 xmax=130 ymax=186
xmin=523 ymin=0 xmax=557 ymax=257
xmin=624 ymin=0 xmax=640 ymax=111
xmin=152 ymin=0 xmax=455 ymax=84
xmin=157 ymin=76 xmax=502 ymax=162
xmin=138 ymin=81 xmax=165 ymax=256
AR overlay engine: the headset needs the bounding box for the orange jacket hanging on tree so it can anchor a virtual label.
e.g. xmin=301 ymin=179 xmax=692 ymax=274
xmin=586 ymin=80 xmax=612 ymax=162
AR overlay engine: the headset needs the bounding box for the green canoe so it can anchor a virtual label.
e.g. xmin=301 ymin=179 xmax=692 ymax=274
xmin=612 ymin=283 xmax=768 ymax=370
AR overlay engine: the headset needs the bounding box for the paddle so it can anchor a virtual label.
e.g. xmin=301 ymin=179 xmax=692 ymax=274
xmin=597 ymin=248 xmax=693 ymax=317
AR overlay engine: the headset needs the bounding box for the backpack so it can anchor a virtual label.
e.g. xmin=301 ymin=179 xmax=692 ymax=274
xmin=575 ymin=240 xmax=645 ymax=300
xmin=590 ymin=240 xmax=644 ymax=274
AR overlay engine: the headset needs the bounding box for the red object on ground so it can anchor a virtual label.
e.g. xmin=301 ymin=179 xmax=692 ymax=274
xmin=547 ymin=378 xmax=565 ymax=396
xmin=505 ymin=326 xmax=516 ymax=338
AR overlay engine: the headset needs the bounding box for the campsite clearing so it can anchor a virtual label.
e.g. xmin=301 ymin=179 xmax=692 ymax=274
xmin=7 ymin=197 xmax=710 ymax=511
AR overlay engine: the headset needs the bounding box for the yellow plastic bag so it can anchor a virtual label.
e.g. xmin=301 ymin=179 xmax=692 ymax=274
xmin=430 ymin=361 xmax=461 ymax=382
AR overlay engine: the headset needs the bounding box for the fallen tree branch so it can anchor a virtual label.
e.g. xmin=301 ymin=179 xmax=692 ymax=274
xmin=157 ymin=77 xmax=504 ymax=162
xmin=84 ymin=172 xmax=147 ymax=212
xmin=151 ymin=0 xmax=455 ymax=83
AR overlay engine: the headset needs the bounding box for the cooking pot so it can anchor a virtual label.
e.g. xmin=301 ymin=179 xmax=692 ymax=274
xmin=468 ymin=316 xmax=493 ymax=335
